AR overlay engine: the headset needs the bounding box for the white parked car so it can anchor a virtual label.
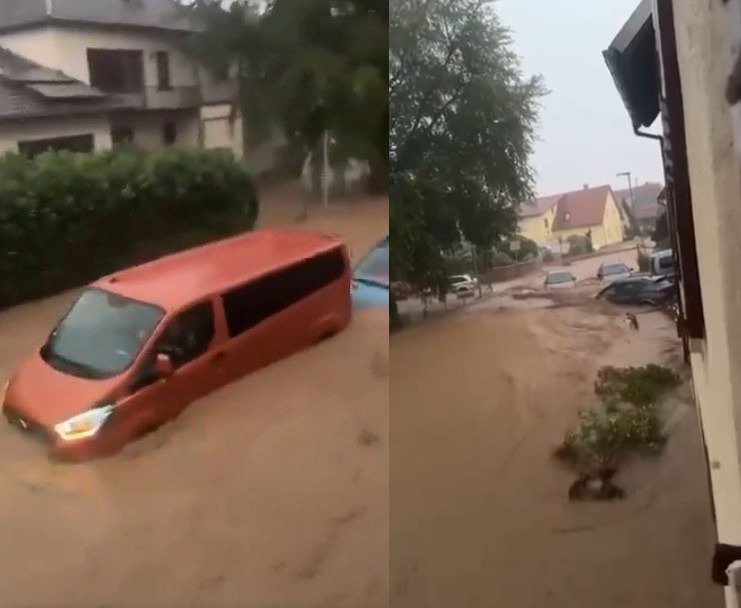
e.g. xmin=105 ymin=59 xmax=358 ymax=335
xmin=448 ymin=274 xmax=478 ymax=294
xmin=545 ymin=269 xmax=577 ymax=289
xmin=597 ymin=262 xmax=633 ymax=284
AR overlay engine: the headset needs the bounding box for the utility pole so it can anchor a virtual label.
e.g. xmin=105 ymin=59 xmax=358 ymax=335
xmin=322 ymin=130 xmax=330 ymax=208
xmin=616 ymin=171 xmax=634 ymax=207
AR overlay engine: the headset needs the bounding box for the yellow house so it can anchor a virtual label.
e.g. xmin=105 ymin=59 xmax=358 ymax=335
xmin=519 ymin=185 xmax=625 ymax=250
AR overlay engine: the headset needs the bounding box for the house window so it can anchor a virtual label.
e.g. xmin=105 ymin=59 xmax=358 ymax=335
xmin=87 ymin=49 xmax=144 ymax=94
xmin=544 ymin=218 xmax=549 ymax=229
xmin=163 ymin=122 xmax=178 ymax=145
xmin=18 ymin=134 xmax=94 ymax=158
xmin=156 ymin=51 xmax=171 ymax=91
xmin=564 ymin=212 xmax=571 ymax=221
xmin=111 ymin=126 xmax=134 ymax=147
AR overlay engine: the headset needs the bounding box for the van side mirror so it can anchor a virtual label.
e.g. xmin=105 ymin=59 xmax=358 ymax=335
xmin=154 ymin=353 xmax=174 ymax=378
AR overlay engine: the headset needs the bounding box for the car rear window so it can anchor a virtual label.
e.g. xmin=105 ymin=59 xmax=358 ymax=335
xmin=222 ymin=248 xmax=346 ymax=338
xmin=602 ymin=263 xmax=628 ymax=275
xmin=547 ymin=272 xmax=573 ymax=284
xmin=658 ymin=256 xmax=674 ymax=270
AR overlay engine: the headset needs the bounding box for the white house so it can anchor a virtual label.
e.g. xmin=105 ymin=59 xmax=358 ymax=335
xmin=0 ymin=0 xmax=243 ymax=158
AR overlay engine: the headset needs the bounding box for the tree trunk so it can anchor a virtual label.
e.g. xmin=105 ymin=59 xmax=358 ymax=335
xmin=390 ymin=292 xmax=401 ymax=331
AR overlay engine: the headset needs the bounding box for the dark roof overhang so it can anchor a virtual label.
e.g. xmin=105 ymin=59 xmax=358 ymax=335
xmin=603 ymin=0 xmax=660 ymax=130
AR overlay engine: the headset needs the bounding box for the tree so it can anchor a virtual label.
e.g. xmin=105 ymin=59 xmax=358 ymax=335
xmin=390 ymin=0 xmax=545 ymax=312
xmin=181 ymin=0 xmax=388 ymax=190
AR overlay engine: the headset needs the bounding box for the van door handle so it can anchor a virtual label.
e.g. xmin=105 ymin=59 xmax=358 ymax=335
xmin=211 ymin=351 xmax=226 ymax=363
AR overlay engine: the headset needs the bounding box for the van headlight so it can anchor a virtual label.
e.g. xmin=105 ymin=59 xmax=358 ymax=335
xmin=53 ymin=405 xmax=115 ymax=441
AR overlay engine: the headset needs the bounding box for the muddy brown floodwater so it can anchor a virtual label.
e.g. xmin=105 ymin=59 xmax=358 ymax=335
xmin=391 ymin=292 xmax=722 ymax=608
xmin=0 ymin=188 xmax=389 ymax=608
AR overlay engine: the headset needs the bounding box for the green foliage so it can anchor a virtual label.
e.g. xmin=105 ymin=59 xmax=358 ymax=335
xmin=0 ymin=149 xmax=258 ymax=308
xmin=566 ymin=234 xmax=593 ymax=255
xmin=184 ymin=0 xmax=388 ymax=189
xmin=517 ymin=237 xmax=540 ymax=260
xmin=390 ymin=0 xmax=545 ymax=290
xmin=557 ymin=364 xmax=680 ymax=470
xmin=595 ymin=364 xmax=681 ymax=408
xmin=492 ymin=251 xmax=515 ymax=267
xmin=559 ymin=402 xmax=665 ymax=468
xmin=542 ymin=248 xmax=555 ymax=262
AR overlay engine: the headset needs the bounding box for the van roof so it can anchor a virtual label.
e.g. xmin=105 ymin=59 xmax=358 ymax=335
xmin=94 ymin=228 xmax=344 ymax=311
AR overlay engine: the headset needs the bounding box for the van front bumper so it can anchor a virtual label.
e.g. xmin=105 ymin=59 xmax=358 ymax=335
xmin=3 ymin=405 xmax=114 ymax=462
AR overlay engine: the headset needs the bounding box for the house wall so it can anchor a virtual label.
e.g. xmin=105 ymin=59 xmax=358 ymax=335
xmin=0 ymin=26 xmax=198 ymax=90
xmin=0 ymin=114 xmax=112 ymax=155
xmin=200 ymin=104 xmax=243 ymax=158
xmin=518 ymin=207 xmax=556 ymax=246
xmin=602 ymin=191 xmax=625 ymax=245
xmin=673 ymin=2 xmax=741 ymax=604
xmin=111 ymin=110 xmax=200 ymax=150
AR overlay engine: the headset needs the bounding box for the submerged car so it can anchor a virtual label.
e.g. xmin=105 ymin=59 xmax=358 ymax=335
xmin=597 ymin=275 xmax=676 ymax=306
xmin=352 ymin=236 xmax=389 ymax=308
xmin=1 ymin=229 xmax=352 ymax=461
xmin=448 ymin=274 xmax=478 ymax=294
xmin=545 ymin=269 xmax=577 ymax=289
xmin=597 ymin=261 xmax=633 ymax=284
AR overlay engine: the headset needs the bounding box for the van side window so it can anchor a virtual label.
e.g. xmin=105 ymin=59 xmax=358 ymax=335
xmin=157 ymin=301 xmax=215 ymax=367
xmin=222 ymin=248 xmax=345 ymax=337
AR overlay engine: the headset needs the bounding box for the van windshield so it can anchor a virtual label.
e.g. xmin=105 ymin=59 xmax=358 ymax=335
xmin=41 ymin=288 xmax=164 ymax=380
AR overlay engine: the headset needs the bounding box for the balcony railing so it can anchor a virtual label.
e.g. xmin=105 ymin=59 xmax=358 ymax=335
xmin=107 ymin=86 xmax=202 ymax=110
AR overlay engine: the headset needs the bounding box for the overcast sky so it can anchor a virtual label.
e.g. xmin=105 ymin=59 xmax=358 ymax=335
xmin=496 ymin=0 xmax=664 ymax=197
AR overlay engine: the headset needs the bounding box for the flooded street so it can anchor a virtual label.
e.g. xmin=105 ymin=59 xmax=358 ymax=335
xmin=391 ymin=289 xmax=720 ymax=607
xmin=0 ymin=189 xmax=389 ymax=607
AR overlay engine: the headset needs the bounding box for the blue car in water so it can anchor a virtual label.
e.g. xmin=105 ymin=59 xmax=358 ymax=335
xmin=352 ymin=236 xmax=389 ymax=308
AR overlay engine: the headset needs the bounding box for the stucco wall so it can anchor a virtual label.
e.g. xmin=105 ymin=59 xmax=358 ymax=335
xmin=200 ymin=104 xmax=243 ymax=158
xmin=674 ymin=0 xmax=741 ymax=567
xmin=519 ymin=207 xmax=556 ymax=245
xmin=0 ymin=27 xmax=198 ymax=90
xmin=0 ymin=114 xmax=112 ymax=155
xmin=111 ymin=110 xmax=200 ymax=150
xmin=602 ymin=192 xmax=625 ymax=245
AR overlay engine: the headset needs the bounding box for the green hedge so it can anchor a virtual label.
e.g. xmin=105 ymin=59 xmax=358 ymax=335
xmin=0 ymin=148 xmax=259 ymax=308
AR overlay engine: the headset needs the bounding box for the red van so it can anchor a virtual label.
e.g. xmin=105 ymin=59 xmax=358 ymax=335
xmin=1 ymin=229 xmax=352 ymax=461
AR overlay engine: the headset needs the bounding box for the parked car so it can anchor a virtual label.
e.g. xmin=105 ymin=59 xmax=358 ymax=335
xmin=352 ymin=236 xmax=389 ymax=308
xmin=596 ymin=275 xmax=676 ymax=306
xmin=449 ymin=274 xmax=478 ymax=294
xmin=545 ymin=269 xmax=577 ymax=289
xmin=597 ymin=261 xmax=633 ymax=283
xmin=1 ymin=229 xmax=352 ymax=461
xmin=650 ymin=249 xmax=675 ymax=277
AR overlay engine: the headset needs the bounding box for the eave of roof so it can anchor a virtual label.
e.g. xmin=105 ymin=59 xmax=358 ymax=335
xmin=603 ymin=0 xmax=660 ymax=130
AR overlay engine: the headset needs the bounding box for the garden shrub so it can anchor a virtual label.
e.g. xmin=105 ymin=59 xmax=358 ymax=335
xmin=557 ymin=364 xmax=680 ymax=472
xmin=0 ymin=148 xmax=258 ymax=308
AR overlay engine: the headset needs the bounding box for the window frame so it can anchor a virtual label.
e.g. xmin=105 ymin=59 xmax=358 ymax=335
xmin=154 ymin=300 xmax=216 ymax=369
xmin=156 ymin=51 xmax=172 ymax=91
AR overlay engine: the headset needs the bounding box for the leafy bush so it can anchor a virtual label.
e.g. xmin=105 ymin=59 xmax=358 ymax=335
xmin=557 ymin=402 xmax=665 ymax=469
xmin=557 ymin=364 xmax=680 ymax=471
xmin=492 ymin=250 xmax=515 ymax=266
xmin=566 ymin=234 xmax=593 ymax=255
xmin=0 ymin=148 xmax=258 ymax=308
xmin=594 ymin=364 xmax=681 ymax=408
xmin=541 ymin=248 xmax=555 ymax=262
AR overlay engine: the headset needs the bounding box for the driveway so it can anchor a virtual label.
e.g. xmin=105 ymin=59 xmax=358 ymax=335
xmin=0 ymin=191 xmax=389 ymax=608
